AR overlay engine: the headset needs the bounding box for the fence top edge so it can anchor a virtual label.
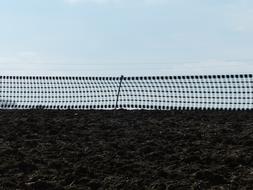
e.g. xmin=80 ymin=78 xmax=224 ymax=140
xmin=0 ymin=74 xmax=252 ymax=78
xmin=0 ymin=74 xmax=252 ymax=80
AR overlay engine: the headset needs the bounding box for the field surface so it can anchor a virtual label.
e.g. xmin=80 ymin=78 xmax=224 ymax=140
xmin=0 ymin=110 xmax=253 ymax=190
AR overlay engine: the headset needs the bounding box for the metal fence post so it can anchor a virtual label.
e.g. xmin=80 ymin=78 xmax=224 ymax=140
xmin=115 ymin=75 xmax=124 ymax=110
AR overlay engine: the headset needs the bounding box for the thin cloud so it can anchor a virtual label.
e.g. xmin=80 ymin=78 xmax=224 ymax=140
xmin=64 ymin=0 xmax=121 ymax=5
xmin=64 ymin=0 xmax=170 ymax=5
xmin=224 ymin=1 xmax=253 ymax=33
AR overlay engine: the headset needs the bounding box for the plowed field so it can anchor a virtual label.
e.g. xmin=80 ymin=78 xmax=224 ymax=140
xmin=0 ymin=110 xmax=252 ymax=190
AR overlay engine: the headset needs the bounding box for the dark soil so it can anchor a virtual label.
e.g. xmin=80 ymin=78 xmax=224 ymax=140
xmin=0 ymin=110 xmax=252 ymax=190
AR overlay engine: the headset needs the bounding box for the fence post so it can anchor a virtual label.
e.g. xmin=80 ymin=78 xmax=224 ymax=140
xmin=0 ymin=76 xmax=2 ymax=109
xmin=115 ymin=75 xmax=124 ymax=110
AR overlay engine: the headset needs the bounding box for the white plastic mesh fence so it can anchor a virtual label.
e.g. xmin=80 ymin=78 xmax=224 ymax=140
xmin=0 ymin=74 xmax=252 ymax=110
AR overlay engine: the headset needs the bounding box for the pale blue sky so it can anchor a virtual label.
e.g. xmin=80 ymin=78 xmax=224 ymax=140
xmin=0 ymin=0 xmax=253 ymax=76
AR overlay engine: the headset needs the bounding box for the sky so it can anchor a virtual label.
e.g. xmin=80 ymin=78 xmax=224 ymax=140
xmin=0 ymin=0 xmax=253 ymax=76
